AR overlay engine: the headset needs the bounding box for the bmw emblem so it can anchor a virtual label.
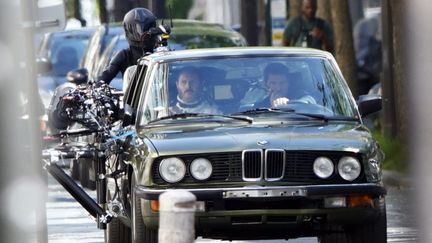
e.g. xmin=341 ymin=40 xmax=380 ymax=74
xmin=257 ymin=140 xmax=268 ymax=146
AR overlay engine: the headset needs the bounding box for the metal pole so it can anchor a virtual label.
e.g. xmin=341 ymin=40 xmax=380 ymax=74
xmin=159 ymin=190 xmax=196 ymax=243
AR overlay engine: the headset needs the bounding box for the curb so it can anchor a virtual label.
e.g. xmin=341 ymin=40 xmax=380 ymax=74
xmin=382 ymin=170 xmax=412 ymax=188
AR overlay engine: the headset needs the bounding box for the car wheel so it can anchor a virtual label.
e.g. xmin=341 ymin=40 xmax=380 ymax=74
xmin=347 ymin=199 xmax=387 ymax=243
xmin=131 ymin=175 xmax=158 ymax=243
xmin=104 ymin=188 xmax=131 ymax=243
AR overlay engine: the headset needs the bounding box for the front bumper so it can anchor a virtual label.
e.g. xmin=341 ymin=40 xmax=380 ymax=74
xmin=135 ymin=183 xmax=386 ymax=239
xmin=136 ymin=183 xmax=386 ymax=200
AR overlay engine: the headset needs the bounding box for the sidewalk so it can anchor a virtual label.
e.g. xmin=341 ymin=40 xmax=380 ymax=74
xmin=382 ymin=170 xmax=412 ymax=188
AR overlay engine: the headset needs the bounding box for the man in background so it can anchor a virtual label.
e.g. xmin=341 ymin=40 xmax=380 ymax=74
xmin=282 ymin=0 xmax=334 ymax=53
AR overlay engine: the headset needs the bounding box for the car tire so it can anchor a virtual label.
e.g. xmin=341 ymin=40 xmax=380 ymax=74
xmin=104 ymin=188 xmax=131 ymax=243
xmin=131 ymin=175 xmax=158 ymax=243
xmin=347 ymin=200 xmax=387 ymax=243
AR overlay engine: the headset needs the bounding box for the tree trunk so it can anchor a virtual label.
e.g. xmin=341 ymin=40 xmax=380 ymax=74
xmin=330 ymin=0 xmax=358 ymax=97
xmin=317 ymin=0 xmax=332 ymax=25
xmin=258 ymin=0 xmax=268 ymax=46
xmin=152 ymin=0 xmax=166 ymax=18
xmin=381 ymin=0 xmax=397 ymax=137
xmin=391 ymin=0 xmax=407 ymax=140
xmin=136 ymin=0 xmax=149 ymax=8
xmin=241 ymin=0 xmax=259 ymax=46
xmin=348 ymin=0 xmax=364 ymax=27
xmin=113 ymin=0 xmax=132 ymax=22
xmin=73 ymin=0 xmax=86 ymax=26
xmin=288 ymin=0 xmax=302 ymax=19
xmin=97 ymin=0 xmax=108 ymax=24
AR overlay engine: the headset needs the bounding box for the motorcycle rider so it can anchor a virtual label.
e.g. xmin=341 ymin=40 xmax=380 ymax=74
xmin=98 ymin=7 xmax=158 ymax=84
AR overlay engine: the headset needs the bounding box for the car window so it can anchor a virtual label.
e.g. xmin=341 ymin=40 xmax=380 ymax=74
xmin=125 ymin=61 xmax=150 ymax=111
xmin=139 ymin=63 xmax=169 ymax=123
xmin=137 ymin=56 xmax=358 ymax=126
xmin=81 ymin=25 xmax=123 ymax=79
xmin=95 ymin=35 xmax=129 ymax=80
xmin=81 ymin=28 xmax=104 ymax=76
xmin=47 ymin=33 xmax=90 ymax=76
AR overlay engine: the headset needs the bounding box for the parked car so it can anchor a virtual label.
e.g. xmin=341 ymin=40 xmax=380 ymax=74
xmin=92 ymin=34 xmax=128 ymax=90
xmin=80 ymin=23 xmax=123 ymax=80
xmin=104 ymin=47 xmax=386 ymax=242
xmin=92 ymin=19 xmax=247 ymax=88
xmin=36 ymin=27 xmax=95 ymax=108
xmin=166 ymin=19 xmax=247 ymax=50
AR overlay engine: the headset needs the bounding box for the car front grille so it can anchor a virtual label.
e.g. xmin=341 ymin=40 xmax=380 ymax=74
xmin=152 ymin=151 xmax=365 ymax=185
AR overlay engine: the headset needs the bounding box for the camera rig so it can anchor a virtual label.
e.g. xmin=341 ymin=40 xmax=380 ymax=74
xmin=42 ymin=21 xmax=173 ymax=230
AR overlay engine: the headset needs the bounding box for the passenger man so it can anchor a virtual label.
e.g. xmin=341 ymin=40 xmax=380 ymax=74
xmin=282 ymin=0 xmax=334 ymax=52
xmin=171 ymin=66 xmax=220 ymax=114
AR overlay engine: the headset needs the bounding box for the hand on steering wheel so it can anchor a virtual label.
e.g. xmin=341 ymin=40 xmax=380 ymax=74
xmin=272 ymin=97 xmax=289 ymax=107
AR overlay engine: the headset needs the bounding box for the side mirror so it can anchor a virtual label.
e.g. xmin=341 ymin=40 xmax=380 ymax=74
xmin=36 ymin=57 xmax=52 ymax=74
xmin=357 ymin=94 xmax=382 ymax=117
xmin=122 ymin=104 xmax=136 ymax=126
xmin=66 ymin=68 xmax=88 ymax=85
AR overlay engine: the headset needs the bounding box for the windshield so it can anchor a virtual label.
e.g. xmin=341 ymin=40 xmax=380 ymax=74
xmin=138 ymin=56 xmax=358 ymax=125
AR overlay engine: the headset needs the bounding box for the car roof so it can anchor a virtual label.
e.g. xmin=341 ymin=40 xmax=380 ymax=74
xmin=98 ymin=22 xmax=124 ymax=36
xmin=143 ymin=47 xmax=334 ymax=63
xmin=160 ymin=19 xmax=246 ymax=43
xmin=47 ymin=27 xmax=96 ymax=37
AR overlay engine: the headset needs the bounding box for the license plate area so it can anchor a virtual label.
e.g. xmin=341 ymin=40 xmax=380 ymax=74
xmin=222 ymin=188 xmax=306 ymax=199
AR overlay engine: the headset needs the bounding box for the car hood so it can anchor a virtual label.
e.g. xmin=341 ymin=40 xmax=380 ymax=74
xmin=140 ymin=122 xmax=374 ymax=156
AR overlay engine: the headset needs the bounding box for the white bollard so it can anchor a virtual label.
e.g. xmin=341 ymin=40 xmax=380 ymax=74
xmin=159 ymin=190 xmax=196 ymax=243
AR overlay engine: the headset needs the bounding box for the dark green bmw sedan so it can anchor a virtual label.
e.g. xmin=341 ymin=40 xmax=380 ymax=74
xmin=105 ymin=47 xmax=386 ymax=243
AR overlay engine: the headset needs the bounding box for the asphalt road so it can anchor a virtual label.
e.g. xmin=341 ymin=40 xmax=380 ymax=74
xmin=46 ymin=174 xmax=418 ymax=243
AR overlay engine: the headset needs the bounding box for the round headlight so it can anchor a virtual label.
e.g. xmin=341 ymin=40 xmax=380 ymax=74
xmin=338 ymin=156 xmax=361 ymax=181
xmin=190 ymin=158 xmax=213 ymax=180
xmin=159 ymin=157 xmax=186 ymax=183
xmin=313 ymin=157 xmax=334 ymax=179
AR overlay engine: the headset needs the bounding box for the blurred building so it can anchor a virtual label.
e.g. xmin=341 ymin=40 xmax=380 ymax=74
xmin=189 ymin=0 xmax=240 ymax=27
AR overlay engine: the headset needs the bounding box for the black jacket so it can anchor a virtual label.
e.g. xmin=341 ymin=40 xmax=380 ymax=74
xmin=98 ymin=45 xmax=151 ymax=84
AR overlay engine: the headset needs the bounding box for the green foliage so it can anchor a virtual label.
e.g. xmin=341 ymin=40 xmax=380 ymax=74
xmin=165 ymin=0 xmax=193 ymax=19
xmin=373 ymin=131 xmax=408 ymax=172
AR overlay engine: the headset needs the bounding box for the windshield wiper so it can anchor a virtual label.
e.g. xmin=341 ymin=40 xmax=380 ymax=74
xmin=234 ymin=108 xmax=357 ymax=122
xmin=149 ymin=113 xmax=253 ymax=124
xmin=293 ymin=112 xmax=358 ymax=121
xmin=233 ymin=107 xmax=295 ymax=115
xmin=149 ymin=113 xmax=200 ymax=123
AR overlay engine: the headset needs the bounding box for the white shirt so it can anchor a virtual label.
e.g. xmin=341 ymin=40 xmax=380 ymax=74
xmin=170 ymin=96 xmax=220 ymax=114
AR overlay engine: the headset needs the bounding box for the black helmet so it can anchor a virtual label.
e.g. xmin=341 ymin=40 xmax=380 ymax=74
xmin=123 ymin=8 xmax=157 ymax=48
